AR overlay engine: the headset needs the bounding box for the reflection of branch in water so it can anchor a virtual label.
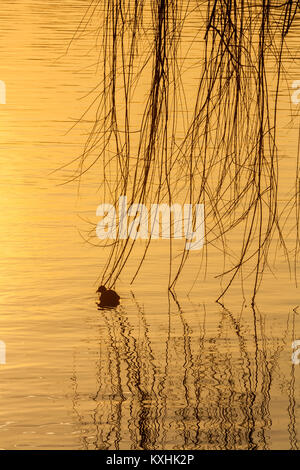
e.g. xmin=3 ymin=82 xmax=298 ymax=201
xmin=70 ymin=353 xmax=89 ymax=450
xmin=67 ymin=1 xmax=300 ymax=303
xmin=70 ymin=294 xmax=298 ymax=449
xmin=287 ymin=307 xmax=299 ymax=450
xmin=128 ymin=293 xmax=160 ymax=449
xmin=95 ymin=308 xmax=125 ymax=450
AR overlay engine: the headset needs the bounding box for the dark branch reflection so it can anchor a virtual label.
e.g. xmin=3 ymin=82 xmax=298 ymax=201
xmin=70 ymin=295 xmax=298 ymax=450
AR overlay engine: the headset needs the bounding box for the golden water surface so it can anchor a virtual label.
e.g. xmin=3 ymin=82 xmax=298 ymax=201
xmin=0 ymin=0 xmax=299 ymax=450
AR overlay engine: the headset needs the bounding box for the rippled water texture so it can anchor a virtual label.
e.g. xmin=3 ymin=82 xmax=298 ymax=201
xmin=0 ymin=1 xmax=299 ymax=449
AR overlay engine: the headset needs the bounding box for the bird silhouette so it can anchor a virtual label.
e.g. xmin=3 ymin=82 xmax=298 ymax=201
xmin=96 ymin=285 xmax=120 ymax=308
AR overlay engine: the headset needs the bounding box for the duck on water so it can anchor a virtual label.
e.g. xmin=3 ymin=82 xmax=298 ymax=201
xmin=97 ymin=285 xmax=120 ymax=308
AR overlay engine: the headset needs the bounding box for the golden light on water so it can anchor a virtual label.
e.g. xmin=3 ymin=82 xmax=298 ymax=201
xmin=0 ymin=0 xmax=299 ymax=451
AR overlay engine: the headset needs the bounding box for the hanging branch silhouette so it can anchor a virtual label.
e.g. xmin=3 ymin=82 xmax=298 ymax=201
xmin=67 ymin=0 xmax=300 ymax=303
